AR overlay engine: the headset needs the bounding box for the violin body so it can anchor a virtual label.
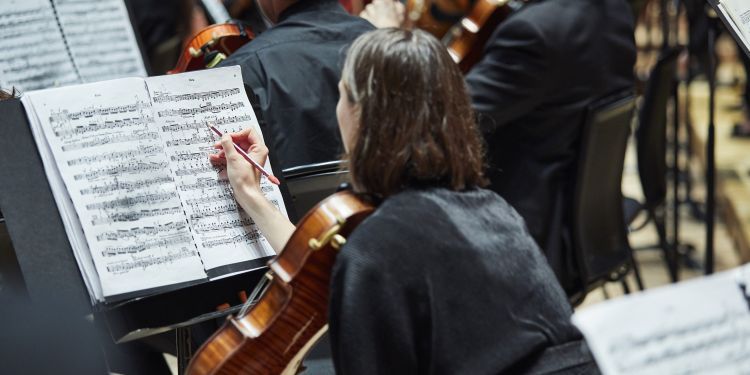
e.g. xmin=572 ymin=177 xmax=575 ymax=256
xmin=169 ymin=22 xmax=255 ymax=74
xmin=186 ymin=191 xmax=374 ymax=375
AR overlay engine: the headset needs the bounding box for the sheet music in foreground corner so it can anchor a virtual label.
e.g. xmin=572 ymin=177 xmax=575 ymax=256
xmin=22 ymin=66 xmax=287 ymax=303
xmin=572 ymin=265 xmax=750 ymax=375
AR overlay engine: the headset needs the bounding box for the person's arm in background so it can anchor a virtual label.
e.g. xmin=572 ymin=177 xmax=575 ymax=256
xmin=464 ymin=16 xmax=550 ymax=134
xmin=359 ymin=0 xmax=551 ymax=135
xmin=209 ymin=128 xmax=295 ymax=253
xmin=359 ymin=0 xmax=405 ymax=28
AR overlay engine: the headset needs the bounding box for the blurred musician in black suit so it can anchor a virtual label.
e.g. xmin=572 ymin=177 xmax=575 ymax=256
xmin=219 ymin=0 xmax=374 ymax=170
xmin=464 ymin=0 xmax=636 ymax=295
xmin=363 ymin=0 xmax=637 ymax=295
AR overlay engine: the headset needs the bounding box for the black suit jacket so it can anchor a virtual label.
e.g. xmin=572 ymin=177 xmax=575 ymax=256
xmin=465 ymin=0 xmax=636 ymax=293
xmin=219 ymin=0 xmax=374 ymax=170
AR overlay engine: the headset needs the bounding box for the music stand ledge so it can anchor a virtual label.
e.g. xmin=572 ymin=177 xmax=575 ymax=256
xmin=0 ymin=94 xmax=294 ymax=372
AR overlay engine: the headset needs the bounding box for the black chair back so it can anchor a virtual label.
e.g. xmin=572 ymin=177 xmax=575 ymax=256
xmin=573 ymin=93 xmax=636 ymax=289
xmin=636 ymin=48 xmax=680 ymax=209
xmin=282 ymin=161 xmax=349 ymax=221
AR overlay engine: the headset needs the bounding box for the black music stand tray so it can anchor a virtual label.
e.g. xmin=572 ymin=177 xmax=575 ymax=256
xmin=0 ymin=91 xmax=296 ymax=374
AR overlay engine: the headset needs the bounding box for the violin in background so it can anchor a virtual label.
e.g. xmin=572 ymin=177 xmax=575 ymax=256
xmin=168 ymin=21 xmax=254 ymax=74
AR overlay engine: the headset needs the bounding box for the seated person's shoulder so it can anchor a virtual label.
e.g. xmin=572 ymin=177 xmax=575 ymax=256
xmin=338 ymin=188 xmax=533 ymax=266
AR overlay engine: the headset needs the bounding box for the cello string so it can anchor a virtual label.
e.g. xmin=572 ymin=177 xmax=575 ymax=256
xmin=239 ymin=273 xmax=270 ymax=317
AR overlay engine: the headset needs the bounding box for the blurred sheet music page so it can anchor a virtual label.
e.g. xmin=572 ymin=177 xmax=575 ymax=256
xmin=54 ymin=0 xmax=147 ymax=82
xmin=22 ymin=66 xmax=284 ymax=303
xmin=718 ymin=0 xmax=750 ymax=55
xmin=0 ymin=0 xmax=79 ymax=91
xmin=572 ymin=265 xmax=750 ymax=375
xmin=0 ymin=0 xmax=146 ymax=92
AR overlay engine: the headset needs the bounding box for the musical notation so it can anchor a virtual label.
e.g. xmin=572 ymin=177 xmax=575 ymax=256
xmin=0 ymin=0 xmax=79 ymax=91
xmin=170 ymin=151 xmax=205 ymax=162
xmin=54 ymin=0 xmax=148 ymax=83
xmin=201 ymin=230 xmax=262 ymax=249
xmin=185 ymin=191 xmax=235 ymax=206
xmin=193 ymin=217 xmax=254 ymax=234
xmin=147 ymin=66 xmax=284 ymax=271
xmin=101 ymin=234 xmax=192 ymax=257
xmin=165 ymin=133 xmax=214 ymax=147
xmin=61 ymin=131 xmax=160 ymax=151
xmin=84 ymin=191 xmax=178 ymax=211
xmin=152 ymin=88 xmax=241 ymax=103
xmin=156 ymin=101 xmax=245 ymax=117
xmin=179 ymin=178 xmax=230 ymax=192
xmin=175 ymin=165 xmax=216 ymax=177
xmin=607 ymin=311 xmax=750 ymax=374
xmin=54 ymin=117 xmax=150 ymax=138
xmin=67 ymin=145 xmax=163 ymax=166
xmin=91 ymin=206 xmax=183 ymax=225
xmin=160 ymin=115 xmax=253 ymax=132
xmin=573 ymin=265 xmax=750 ymax=375
xmin=189 ymin=202 xmax=238 ymax=221
xmin=96 ymin=221 xmax=188 ymax=241
xmin=106 ymin=248 xmax=199 ymax=274
xmin=52 ymin=101 xmax=150 ymax=122
xmin=80 ymin=176 xmax=174 ymax=196
xmin=73 ymin=161 xmax=168 ymax=181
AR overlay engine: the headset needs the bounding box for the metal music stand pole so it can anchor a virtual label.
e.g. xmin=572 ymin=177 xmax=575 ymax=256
xmin=704 ymin=7 xmax=718 ymax=275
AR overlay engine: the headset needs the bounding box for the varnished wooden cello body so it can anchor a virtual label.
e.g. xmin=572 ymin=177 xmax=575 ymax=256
xmin=442 ymin=0 xmax=521 ymax=73
xmin=403 ymin=0 xmax=524 ymax=73
xmin=186 ymin=191 xmax=374 ymax=375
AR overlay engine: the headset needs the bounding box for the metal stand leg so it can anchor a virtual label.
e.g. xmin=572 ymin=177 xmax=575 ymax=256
xmin=176 ymin=327 xmax=192 ymax=375
xmin=671 ymin=76 xmax=682 ymax=282
xmin=705 ymin=15 xmax=718 ymax=275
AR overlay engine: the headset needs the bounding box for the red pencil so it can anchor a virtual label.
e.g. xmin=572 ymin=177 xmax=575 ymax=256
xmin=207 ymin=124 xmax=281 ymax=186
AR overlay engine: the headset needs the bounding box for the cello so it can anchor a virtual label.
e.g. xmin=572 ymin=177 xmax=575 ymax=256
xmin=186 ymin=191 xmax=374 ymax=374
xmin=401 ymin=0 xmax=525 ymax=73
xmin=442 ymin=0 xmax=524 ymax=73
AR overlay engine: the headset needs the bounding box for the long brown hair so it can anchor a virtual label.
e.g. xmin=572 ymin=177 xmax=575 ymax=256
xmin=0 ymin=88 xmax=17 ymax=101
xmin=341 ymin=28 xmax=486 ymax=198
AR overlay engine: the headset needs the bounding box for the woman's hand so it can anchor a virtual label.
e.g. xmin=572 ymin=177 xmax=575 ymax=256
xmin=360 ymin=0 xmax=405 ymax=29
xmin=209 ymin=127 xmax=266 ymax=200
xmin=208 ymin=127 xmax=295 ymax=253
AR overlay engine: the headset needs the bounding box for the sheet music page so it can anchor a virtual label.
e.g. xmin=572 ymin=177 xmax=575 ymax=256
xmin=573 ymin=265 xmax=750 ymax=375
xmin=0 ymin=0 xmax=79 ymax=91
xmin=721 ymin=0 xmax=750 ymax=51
xmin=53 ymin=0 xmax=147 ymax=83
xmin=146 ymin=66 xmax=287 ymax=274
xmin=22 ymin=96 xmax=103 ymax=303
xmin=25 ymin=78 xmax=207 ymax=299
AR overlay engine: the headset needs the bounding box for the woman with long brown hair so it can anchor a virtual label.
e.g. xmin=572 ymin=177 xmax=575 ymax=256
xmin=211 ymin=28 xmax=595 ymax=373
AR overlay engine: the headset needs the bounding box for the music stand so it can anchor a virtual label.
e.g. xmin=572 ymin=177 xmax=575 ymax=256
xmin=704 ymin=1 xmax=749 ymax=274
xmin=0 ymin=89 xmax=296 ymax=374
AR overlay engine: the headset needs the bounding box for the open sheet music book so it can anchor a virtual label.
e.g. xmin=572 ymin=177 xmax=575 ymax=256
xmin=572 ymin=265 xmax=750 ymax=374
xmin=21 ymin=66 xmax=288 ymax=303
xmin=0 ymin=0 xmax=147 ymax=92
xmin=713 ymin=0 xmax=750 ymax=58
